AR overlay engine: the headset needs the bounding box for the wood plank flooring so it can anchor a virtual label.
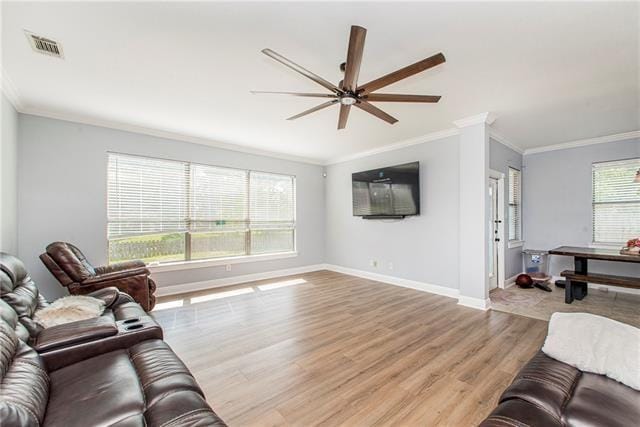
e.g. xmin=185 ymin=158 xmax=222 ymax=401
xmin=152 ymin=270 xmax=548 ymax=427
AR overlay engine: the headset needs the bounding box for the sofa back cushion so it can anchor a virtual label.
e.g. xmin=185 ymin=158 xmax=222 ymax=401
xmin=0 ymin=320 xmax=50 ymax=426
xmin=44 ymin=242 xmax=96 ymax=283
xmin=0 ymin=253 xmax=48 ymax=338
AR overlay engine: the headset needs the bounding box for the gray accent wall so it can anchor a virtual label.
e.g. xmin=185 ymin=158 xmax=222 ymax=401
xmin=523 ymin=138 xmax=640 ymax=278
xmin=1 ymin=94 xmax=18 ymax=254
xmin=17 ymin=114 xmax=325 ymax=300
xmin=324 ymin=136 xmax=460 ymax=290
xmin=489 ymin=138 xmax=524 ymax=279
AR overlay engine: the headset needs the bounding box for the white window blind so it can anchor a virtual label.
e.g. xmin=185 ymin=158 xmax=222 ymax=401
xmin=508 ymin=167 xmax=522 ymax=241
xmin=107 ymin=153 xmax=296 ymax=264
xmin=592 ymin=158 xmax=640 ymax=244
xmin=250 ymin=171 xmax=296 ymax=254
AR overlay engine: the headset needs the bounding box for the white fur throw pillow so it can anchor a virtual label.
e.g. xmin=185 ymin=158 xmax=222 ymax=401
xmin=35 ymin=295 xmax=106 ymax=328
xmin=542 ymin=312 xmax=640 ymax=390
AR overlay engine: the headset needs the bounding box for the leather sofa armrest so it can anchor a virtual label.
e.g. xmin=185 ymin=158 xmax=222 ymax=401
xmin=32 ymin=316 xmax=118 ymax=352
xmin=86 ymin=286 xmax=121 ymax=307
xmin=94 ymin=260 xmax=148 ymax=276
xmin=82 ymin=268 xmax=150 ymax=285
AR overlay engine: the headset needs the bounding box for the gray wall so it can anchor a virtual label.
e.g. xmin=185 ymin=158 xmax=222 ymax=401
xmin=18 ymin=114 xmax=325 ymax=299
xmin=324 ymin=136 xmax=460 ymax=290
xmin=1 ymin=94 xmax=18 ymax=254
xmin=523 ymin=138 xmax=640 ymax=277
xmin=490 ymin=138 xmax=524 ymax=279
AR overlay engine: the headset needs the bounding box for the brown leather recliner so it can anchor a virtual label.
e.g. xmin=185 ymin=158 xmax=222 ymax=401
xmin=40 ymin=241 xmax=157 ymax=311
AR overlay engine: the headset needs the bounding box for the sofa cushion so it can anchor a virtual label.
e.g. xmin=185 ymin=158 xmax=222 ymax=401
xmin=0 ymin=321 xmax=50 ymax=426
xmin=144 ymin=390 xmax=227 ymax=427
xmin=0 ymin=299 xmax=30 ymax=342
xmin=564 ymin=371 xmax=640 ymax=427
xmin=129 ymin=340 xmax=202 ymax=406
xmin=499 ymin=351 xmax=580 ymax=422
xmin=45 ymin=350 xmax=145 ymax=427
xmin=0 ymin=253 xmax=48 ymax=338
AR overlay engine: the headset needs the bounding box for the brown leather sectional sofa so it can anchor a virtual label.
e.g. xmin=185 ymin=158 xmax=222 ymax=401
xmin=0 ymin=253 xmax=226 ymax=427
xmin=480 ymin=351 xmax=640 ymax=427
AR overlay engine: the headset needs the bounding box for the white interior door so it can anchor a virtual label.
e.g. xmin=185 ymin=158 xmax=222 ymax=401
xmin=488 ymin=178 xmax=500 ymax=290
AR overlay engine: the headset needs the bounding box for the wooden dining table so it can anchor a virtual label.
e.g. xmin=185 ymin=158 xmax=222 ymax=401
xmin=548 ymin=246 xmax=640 ymax=304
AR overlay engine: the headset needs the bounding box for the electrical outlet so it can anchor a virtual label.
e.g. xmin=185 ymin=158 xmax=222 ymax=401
xmin=225 ymin=264 xmax=231 ymax=272
xmin=388 ymin=262 xmax=394 ymax=270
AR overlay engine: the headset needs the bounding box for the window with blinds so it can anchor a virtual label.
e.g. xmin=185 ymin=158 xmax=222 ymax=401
xmin=107 ymin=153 xmax=296 ymax=264
xmin=592 ymin=158 xmax=640 ymax=244
xmin=508 ymin=167 xmax=522 ymax=242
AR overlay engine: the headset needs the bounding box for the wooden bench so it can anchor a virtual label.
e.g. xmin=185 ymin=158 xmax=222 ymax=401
xmin=561 ymin=270 xmax=640 ymax=303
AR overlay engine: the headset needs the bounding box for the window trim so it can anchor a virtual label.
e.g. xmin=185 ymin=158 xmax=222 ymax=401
xmin=508 ymin=167 xmax=522 ymax=242
xmin=106 ymin=152 xmax=297 ymax=266
xmin=591 ymin=157 xmax=640 ymax=245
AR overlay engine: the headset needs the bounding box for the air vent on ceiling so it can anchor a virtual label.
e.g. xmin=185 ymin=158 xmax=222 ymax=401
xmin=25 ymin=31 xmax=64 ymax=58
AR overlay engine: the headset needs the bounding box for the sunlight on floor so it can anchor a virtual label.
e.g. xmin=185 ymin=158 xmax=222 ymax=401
xmin=153 ymin=300 xmax=185 ymax=311
xmin=257 ymin=278 xmax=307 ymax=291
xmin=190 ymin=287 xmax=254 ymax=304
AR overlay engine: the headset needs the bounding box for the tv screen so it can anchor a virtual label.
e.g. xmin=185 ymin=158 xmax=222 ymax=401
xmin=352 ymin=162 xmax=420 ymax=217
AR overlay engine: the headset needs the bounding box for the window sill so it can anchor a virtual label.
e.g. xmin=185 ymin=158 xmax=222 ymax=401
xmin=508 ymin=240 xmax=525 ymax=249
xmin=147 ymin=251 xmax=298 ymax=273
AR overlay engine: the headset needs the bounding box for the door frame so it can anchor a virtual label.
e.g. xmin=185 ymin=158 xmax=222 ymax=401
xmin=489 ymin=169 xmax=506 ymax=289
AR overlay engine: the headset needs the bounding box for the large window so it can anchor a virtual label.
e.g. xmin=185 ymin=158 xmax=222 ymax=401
xmin=508 ymin=167 xmax=522 ymax=242
xmin=592 ymin=158 xmax=640 ymax=244
xmin=107 ymin=153 xmax=296 ymax=264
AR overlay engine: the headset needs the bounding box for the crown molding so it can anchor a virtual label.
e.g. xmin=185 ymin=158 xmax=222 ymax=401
xmin=453 ymin=112 xmax=497 ymax=128
xmin=489 ymin=129 xmax=524 ymax=155
xmin=325 ymin=127 xmax=460 ymax=165
xmin=19 ymin=106 xmax=325 ymax=165
xmin=0 ymin=68 xmax=23 ymax=110
xmin=523 ymin=130 xmax=640 ymax=155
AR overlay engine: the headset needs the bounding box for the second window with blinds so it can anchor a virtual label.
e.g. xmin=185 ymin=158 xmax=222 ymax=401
xmin=107 ymin=153 xmax=296 ymax=265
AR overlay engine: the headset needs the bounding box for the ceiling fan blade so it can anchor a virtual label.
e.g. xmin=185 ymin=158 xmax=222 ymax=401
xmin=363 ymin=94 xmax=441 ymax=103
xmin=251 ymin=91 xmax=337 ymax=98
xmin=342 ymin=26 xmax=367 ymax=92
xmin=338 ymin=104 xmax=351 ymax=129
xmin=355 ymin=100 xmax=398 ymax=124
xmin=262 ymin=49 xmax=341 ymax=94
xmin=357 ymin=52 xmax=446 ymax=95
xmin=287 ymin=100 xmax=339 ymax=120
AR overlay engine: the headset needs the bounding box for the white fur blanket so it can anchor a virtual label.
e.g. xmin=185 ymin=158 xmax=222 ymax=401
xmin=35 ymin=295 xmax=106 ymax=328
xmin=542 ymin=312 xmax=640 ymax=390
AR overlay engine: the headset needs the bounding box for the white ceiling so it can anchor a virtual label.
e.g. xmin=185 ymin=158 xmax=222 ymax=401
xmin=2 ymin=2 xmax=638 ymax=163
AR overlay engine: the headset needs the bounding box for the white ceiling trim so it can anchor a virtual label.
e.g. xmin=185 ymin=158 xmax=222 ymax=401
xmin=523 ymin=130 xmax=640 ymax=155
xmin=1 ymin=67 xmax=23 ymax=110
xmin=17 ymin=106 xmax=325 ymax=165
xmin=489 ymin=129 xmax=524 ymax=155
xmin=325 ymin=128 xmax=461 ymax=165
xmin=453 ymin=112 xmax=497 ymax=128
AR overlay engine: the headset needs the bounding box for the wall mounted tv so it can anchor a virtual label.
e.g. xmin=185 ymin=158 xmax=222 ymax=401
xmin=352 ymin=161 xmax=420 ymax=219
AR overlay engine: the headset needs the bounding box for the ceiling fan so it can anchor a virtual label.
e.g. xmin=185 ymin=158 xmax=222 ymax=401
xmin=252 ymin=25 xmax=445 ymax=130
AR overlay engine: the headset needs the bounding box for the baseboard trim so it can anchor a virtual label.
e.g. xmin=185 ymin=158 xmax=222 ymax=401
xmin=457 ymin=296 xmax=492 ymax=311
xmin=156 ymin=264 xmax=327 ymax=297
xmin=505 ymin=273 xmax=521 ymax=289
xmin=323 ymin=264 xmax=460 ymax=299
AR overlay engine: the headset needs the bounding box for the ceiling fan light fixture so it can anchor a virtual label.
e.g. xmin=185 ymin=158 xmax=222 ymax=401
xmin=340 ymin=95 xmax=357 ymax=106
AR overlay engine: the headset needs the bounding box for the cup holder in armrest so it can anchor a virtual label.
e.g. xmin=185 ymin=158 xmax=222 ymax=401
xmin=125 ymin=324 xmax=144 ymax=331
xmin=123 ymin=318 xmax=140 ymax=324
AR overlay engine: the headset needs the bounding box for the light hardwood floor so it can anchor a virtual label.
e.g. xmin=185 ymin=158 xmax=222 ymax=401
xmin=153 ymin=270 xmax=548 ymax=427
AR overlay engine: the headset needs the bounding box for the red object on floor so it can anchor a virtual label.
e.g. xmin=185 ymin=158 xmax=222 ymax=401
xmin=516 ymin=274 xmax=534 ymax=288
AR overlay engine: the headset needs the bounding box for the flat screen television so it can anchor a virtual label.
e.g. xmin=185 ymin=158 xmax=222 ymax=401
xmin=352 ymin=161 xmax=420 ymax=218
